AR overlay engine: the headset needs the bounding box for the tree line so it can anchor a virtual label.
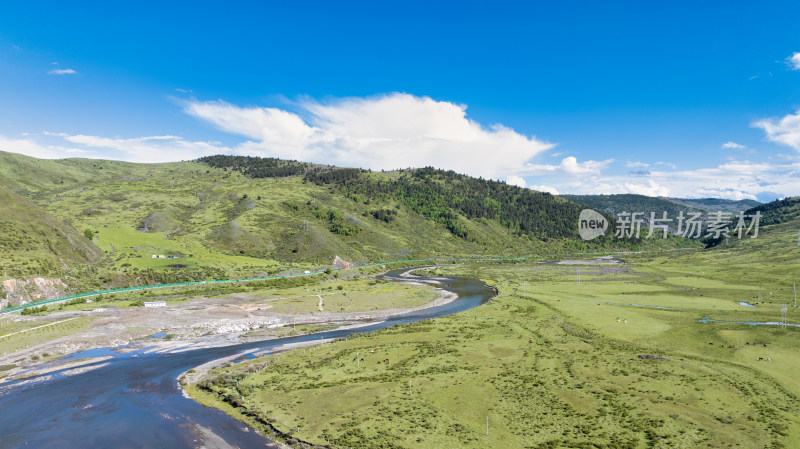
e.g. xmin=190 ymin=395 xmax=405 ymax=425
xmin=198 ymin=155 xmax=595 ymax=241
xmin=305 ymin=166 xmax=584 ymax=240
xmin=197 ymin=155 xmax=310 ymax=178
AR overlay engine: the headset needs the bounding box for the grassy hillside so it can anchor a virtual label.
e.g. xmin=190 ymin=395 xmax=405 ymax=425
xmin=0 ymin=151 xmax=699 ymax=293
xmin=563 ymin=193 xmax=759 ymax=217
xmin=744 ymin=196 xmax=800 ymax=227
xmin=670 ymin=197 xmax=761 ymax=212
xmin=0 ymin=185 xmax=102 ymax=279
xmin=0 ymin=150 xmax=145 ymax=195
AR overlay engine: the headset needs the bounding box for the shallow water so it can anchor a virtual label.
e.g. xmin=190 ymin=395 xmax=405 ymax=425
xmin=697 ymin=315 xmax=799 ymax=327
xmin=0 ymin=269 xmax=494 ymax=448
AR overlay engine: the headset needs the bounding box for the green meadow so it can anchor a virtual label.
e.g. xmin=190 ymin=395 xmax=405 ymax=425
xmin=191 ymin=217 xmax=800 ymax=448
xmin=237 ymin=277 xmax=439 ymax=315
xmin=0 ymin=316 xmax=96 ymax=356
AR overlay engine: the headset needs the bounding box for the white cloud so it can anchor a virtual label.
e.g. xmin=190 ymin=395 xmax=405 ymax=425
xmin=0 ymin=133 xmax=228 ymax=163
xmin=184 ymin=93 xmax=554 ymax=179
xmin=506 ymin=175 xmax=526 ymax=188
xmin=787 ymin=52 xmax=800 ymax=71
xmin=654 ymin=161 xmax=677 ymax=169
xmin=625 ymin=161 xmax=650 ymax=168
xmin=753 ymin=110 xmax=800 ymax=151
xmin=722 ymin=141 xmax=746 ymax=150
xmin=0 ymin=135 xmax=63 ymax=159
xmin=523 ymin=156 xmax=613 ymax=176
xmin=59 ymin=134 xmax=227 ymax=162
xmin=546 ymin=159 xmax=800 ymax=200
xmin=529 ymin=184 xmax=559 ymax=195
xmin=622 ymin=180 xmax=670 ymax=197
xmin=48 ymin=68 xmax=77 ymax=75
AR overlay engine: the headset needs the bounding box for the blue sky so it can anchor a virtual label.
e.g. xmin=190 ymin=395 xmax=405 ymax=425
xmin=1 ymin=1 xmax=799 ymax=201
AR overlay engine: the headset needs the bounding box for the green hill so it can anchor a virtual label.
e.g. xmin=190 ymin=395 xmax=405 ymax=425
xmin=0 ymin=185 xmax=103 ymax=278
xmin=562 ymin=193 xmax=759 ymax=217
xmin=744 ymin=196 xmax=800 ymax=227
xmin=669 ymin=197 xmax=761 ymax=212
xmin=0 ymin=151 xmax=697 ymax=292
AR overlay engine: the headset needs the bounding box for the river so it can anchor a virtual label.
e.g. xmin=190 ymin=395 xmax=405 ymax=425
xmin=0 ymin=268 xmax=495 ymax=448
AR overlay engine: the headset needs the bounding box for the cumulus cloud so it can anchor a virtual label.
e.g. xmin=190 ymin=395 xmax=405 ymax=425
xmin=544 ymin=159 xmax=800 ymax=200
xmin=48 ymin=68 xmax=77 ymax=75
xmin=529 ymin=184 xmax=559 ymax=195
xmin=622 ymin=180 xmax=670 ymax=197
xmin=184 ymin=93 xmax=554 ymax=179
xmin=0 ymin=135 xmax=64 ymax=159
xmin=506 ymin=175 xmax=526 ymax=188
xmin=787 ymin=52 xmax=800 ymax=71
xmin=4 ymin=90 xmax=798 ymax=201
xmin=753 ymin=110 xmax=800 ymax=151
xmin=0 ymin=93 xmax=559 ymax=179
xmin=1 ymin=133 xmax=228 ymax=163
xmin=722 ymin=141 xmax=746 ymax=150
xmin=523 ymin=156 xmax=613 ymax=176
xmin=57 ymin=134 xmax=226 ymax=162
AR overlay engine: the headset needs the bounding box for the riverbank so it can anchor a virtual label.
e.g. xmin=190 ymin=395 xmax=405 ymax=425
xmin=0 ymin=270 xmax=455 ymax=385
xmin=0 ymin=267 xmax=491 ymax=449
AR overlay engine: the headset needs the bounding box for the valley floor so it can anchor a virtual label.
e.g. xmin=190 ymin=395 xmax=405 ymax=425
xmin=3 ymin=235 xmax=799 ymax=448
xmin=188 ymin=256 xmax=800 ymax=449
xmin=0 ymin=274 xmax=444 ymax=383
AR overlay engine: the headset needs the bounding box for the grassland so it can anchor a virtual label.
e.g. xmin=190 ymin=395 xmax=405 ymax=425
xmin=0 ymin=316 xmax=95 ymax=356
xmin=190 ymin=217 xmax=800 ymax=448
xmin=0 ymin=185 xmax=102 ymax=281
xmin=230 ymin=277 xmax=440 ymax=315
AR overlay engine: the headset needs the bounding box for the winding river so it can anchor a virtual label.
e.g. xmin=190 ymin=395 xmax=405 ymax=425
xmin=0 ymin=269 xmax=495 ymax=448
